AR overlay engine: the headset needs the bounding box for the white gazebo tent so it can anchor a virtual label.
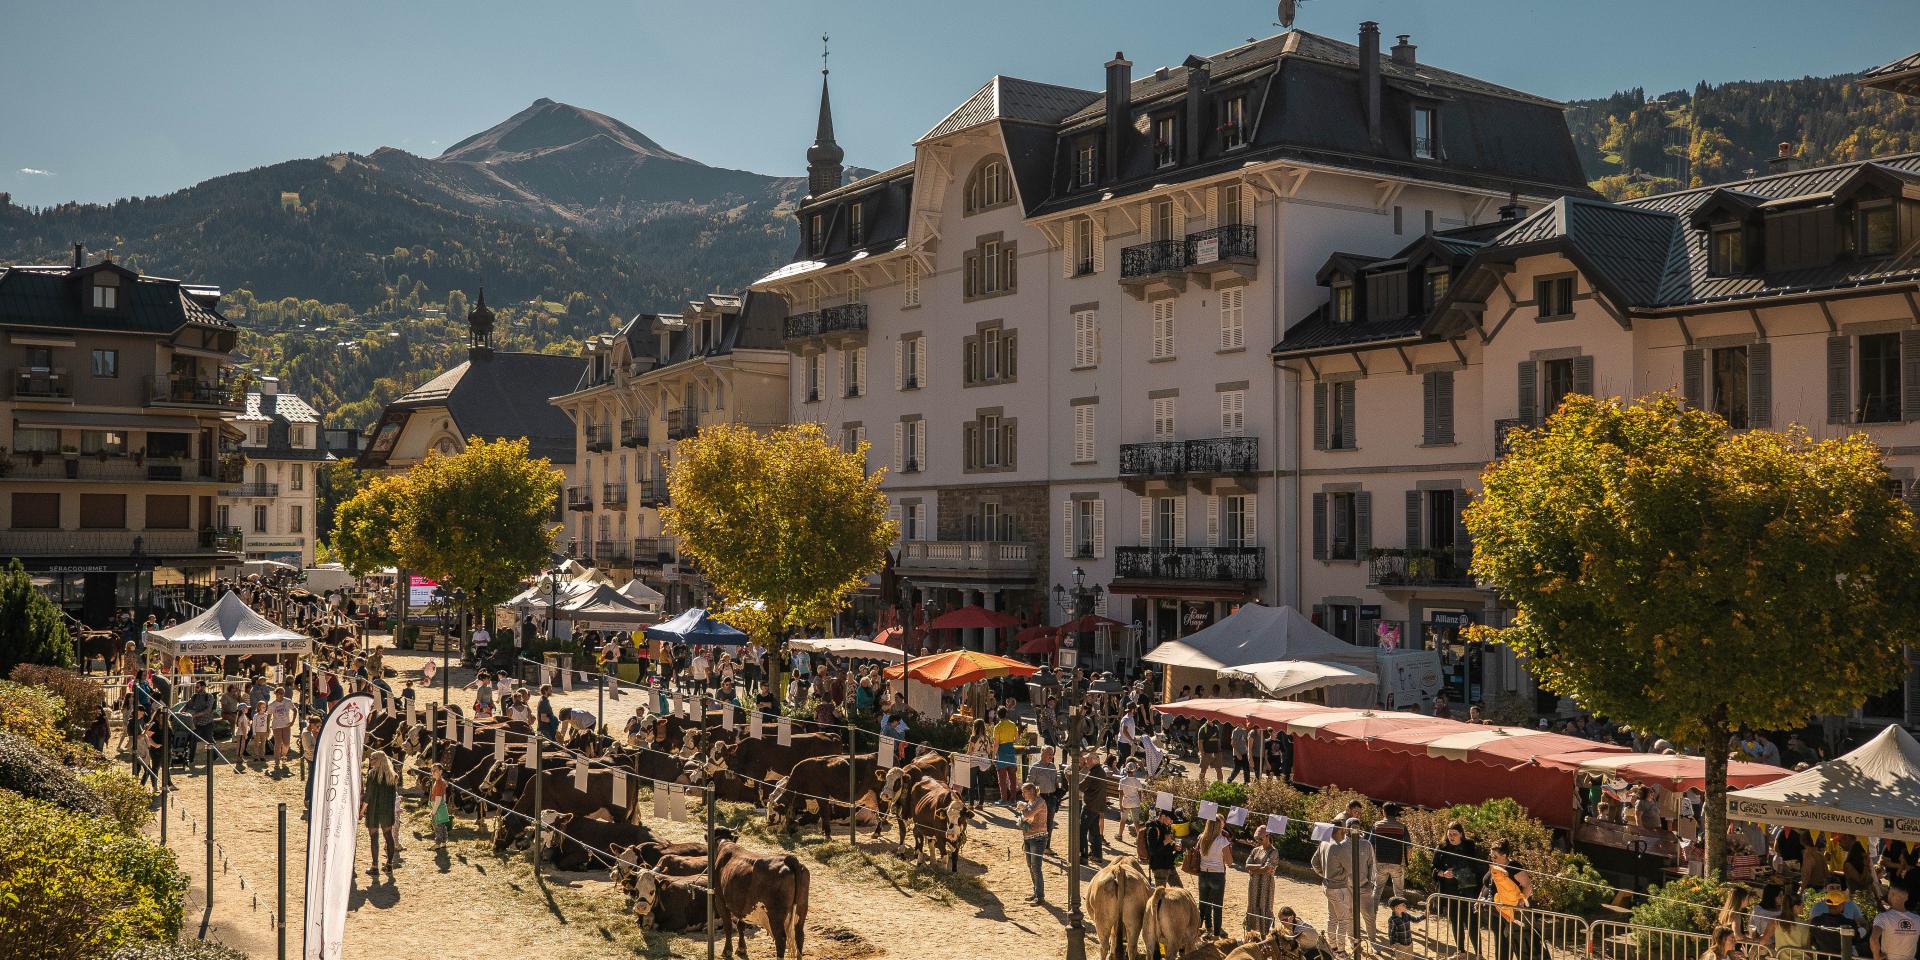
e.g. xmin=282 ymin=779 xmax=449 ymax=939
xmin=146 ymin=591 xmax=311 ymax=659
xmin=616 ymin=578 xmax=665 ymax=612
xmin=1217 ymin=659 xmax=1380 ymax=702
xmin=1143 ymin=603 xmax=1380 ymax=706
xmin=789 ymin=637 xmax=906 ymax=660
xmin=555 ymin=583 xmax=658 ymax=627
xmin=1728 ymin=724 xmax=1920 ymax=842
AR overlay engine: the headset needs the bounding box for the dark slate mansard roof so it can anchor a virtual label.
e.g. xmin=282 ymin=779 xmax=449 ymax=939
xmin=0 ymin=261 xmax=232 ymax=334
xmin=1273 ymin=221 xmax=1501 ymax=357
xmin=586 ymin=290 xmax=786 ymax=390
xmin=388 ymin=351 xmax=587 ymax=464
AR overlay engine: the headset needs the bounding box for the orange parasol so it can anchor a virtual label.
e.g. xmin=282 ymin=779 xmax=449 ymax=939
xmin=882 ymin=649 xmax=1040 ymax=689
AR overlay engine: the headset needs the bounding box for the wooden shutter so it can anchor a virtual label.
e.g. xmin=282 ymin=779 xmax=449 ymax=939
xmin=963 ymin=335 xmax=977 ymax=385
xmin=1903 ymin=329 xmax=1920 ymax=422
xmin=1005 ymin=331 xmax=1018 ymax=380
xmin=1063 ymin=500 xmax=1076 ymax=558
xmin=887 ymin=504 xmax=902 ymax=544
xmin=1682 ymin=348 xmax=1705 ymax=408
xmin=1517 ymin=360 xmax=1538 ymax=426
xmin=963 ymin=421 xmax=977 ymax=470
xmin=1311 ymin=493 xmax=1328 ymax=560
xmin=1243 ymin=495 xmax=1257 ymax=548
xmin=1171 ymin=497 xmax=1187 ymax=547
xmin=1828 ymin=335 xmax=1851 ymax=424
xmin=1404 ymin=490 xmax=1423 ymax=551
xmin=1313 ymin=382 xmax=1329 ymax=450
xmin=855 ymin=346 xmax=868 ymax=395
xmin=894 ymin=339 xmax=905 ymax=390
xmin=1005 ymin=242 xmax=1017 ymax=291
xmin=1092 ymin=218 xmax=1106 ymax=274
xmin=1421 ymin=373 xmax=1438 ymax=445
xmin=1338 ymin=381 xmax=1357 ymax=448
xmin=1572 ymin=355 xmax=1593 ymax=397
xmin=1139 ymin=496 xmax=1152 ymax=546
xmin=1204 ymin=189 xmax=1218 ymax=228
xmin=1239 ymin=187 xmax=1254 ymax=225
xmin=1062 ymin=223 xmax=1077 ymax=279
xmin=1747 ymin=341 xmax=1772 ymax=429
xmin=1354 ymin=491 xmax=1372 ymax=556
xmin=1454 ymin=490 xmax=1474 ymax=564
xmin=1171 ymin=202 xmax=1186 ymax=240
xmin=1091 ymin=500 xmax=1105 ymax=558
xmin=1434 ymin=370 xmax=1454 ymax=444
xmin=963 ymin=252 xmax=977 ymax=298
xmin=915 ymin=337 xmax=928 ymax=389
xmin=1206 ymin=496 xmax=1221 ymax=547
xmin=892 ymin=423 xmax=904 ymax=472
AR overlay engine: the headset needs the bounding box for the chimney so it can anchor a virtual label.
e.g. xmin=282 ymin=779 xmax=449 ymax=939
xmin=258 ymin=376 xmax=279 ymax=397
xmin=1105 ymin=52 xmax=1133 ymax=185
xmin=1767 ymin=141 xmax=1801 ymax=174
xmin=1391 ymin=34 xmax=1417 ymax=68
xmin=1360 ymin=22 xmax=1382 ymax=147
xmin=71 ymin=242 xmax=83 ymax=269
xmin=1183 ymin=55 xmax=1211 ymax=164
xmin=1498 ymin=190 xmax=1527 ymax=222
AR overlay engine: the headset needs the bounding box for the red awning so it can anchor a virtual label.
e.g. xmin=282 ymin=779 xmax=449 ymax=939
xmin=928 ymin=605 xmax=1023 ymax=631
xmin=1534 ymin=751 xmax=1790 ymax=791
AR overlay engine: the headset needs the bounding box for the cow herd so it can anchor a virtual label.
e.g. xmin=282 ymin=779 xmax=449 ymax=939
xmin=1086 ymin=856 xmax=1318 ymax=960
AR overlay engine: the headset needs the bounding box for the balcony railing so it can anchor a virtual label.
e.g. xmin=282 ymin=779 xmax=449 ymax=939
xmin=224 ymin=482 xmax=280 ymax=498
xmin=1120 ymin=239 xmax=1192 ymax=280
xmin=1186 ymin=224 xmax=1257 ymax=266
xmin=13 ymin=368 xmax=70 ymax=399
xmin=633 ymin=536 xmax=673 ymax=566
xmin=565 ymin=486 xmax=593 ymax=511
xmin=7 ymin=454 xmax=220 ymax=483
xmin=1367 ymin=548 xmax=1478 ymax=589
xmin=0 ymin=528 xmax=242 ymax=557
xmin=1493 ymin=418 xmax=1529 ymax=457
xmin=585 ymin=425 xmax=612 ymax=453
xmin=783 ymin=303 xmax=870 ymax=341
xmin=620 ymin=419 xmax=648 ymax=448
xmin=1119 ymin=437 xmax=1259 ymax=478
xmin=666 ymin=408 xmax=697 ymax=441
xmin=602 ymin=482 xmax=628 ymax=507
xmin=145 ymin=375 xmax=243 ymax=409
xmin=1114 ymin=546 xmax=1265 ymax=582
xmin=895 ymin=539 xmax=1039 ymax=575
xmin=637 ymin=478 xmax=670 ymax=508
xmin=592 ymin=539 xmax=632 ymax=565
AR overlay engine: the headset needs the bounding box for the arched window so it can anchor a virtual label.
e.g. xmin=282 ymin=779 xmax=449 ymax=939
xmin=253 ymin=463 xmax=266 ymax=485
xmin=965 ymin=156 xmax=1012 ymax=214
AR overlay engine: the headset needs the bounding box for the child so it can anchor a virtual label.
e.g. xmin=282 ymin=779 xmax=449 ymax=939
xmin=1387 ymin=896 xmax=1426 ymax=950
xmin=1117 ymin=760 xmax=1145 ymax=840
xmin=428 ymin=763 xmax=451 ymax=848
xmin=251 ymin=699 xmax=272 ymax=760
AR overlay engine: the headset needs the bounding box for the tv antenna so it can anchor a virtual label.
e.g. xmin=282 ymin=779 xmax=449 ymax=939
xmin=1277 ymin=0 xmax=1306 ymax=30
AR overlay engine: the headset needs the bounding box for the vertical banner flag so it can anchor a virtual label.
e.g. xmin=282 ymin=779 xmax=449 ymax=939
xmin=304 ymin=693 xmax=373 ymax=960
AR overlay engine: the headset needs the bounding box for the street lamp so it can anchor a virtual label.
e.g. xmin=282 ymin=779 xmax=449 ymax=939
xmin=449 ymin=587 xmax=466 ymax=705
xmin=1062 ymin=704 xmax=1089 ymax=960
xmin=1051 ymin=566 xmax=1104 ymax=673
xmin=896 ymin=577 xmax=914 ymax=714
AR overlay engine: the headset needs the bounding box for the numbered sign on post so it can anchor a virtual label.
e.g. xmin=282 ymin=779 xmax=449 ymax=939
xmin=561 ymin=668 xmax=573 ymax=692
xmin=494 ymin=729 xmax=506 ymax=763
xmin=878 ymin=737 xmax=894 ymax=768
xmin=444 ymin=713 xmax=456 ymax=742
xmin=573 ymin=759 xmax=588 ymax=791
xmin=461 ymin=717 xmax=474 ymax=749
xmin=614 ymin=772 xmax=629 ymax=809
xmin=748 ymin=714 xmax=763 ymax=740
xmin=523 ymin=742 xmax=536 ymax=769
xmin=667 ymin=786 xmax=687 ymax=823
xmin=951 ymin=755 xmax=970 ymax=787
xmin=722 ymin=705 xmax=735 ymax=731
xmin=777 ymin=717 xmax=792 ymax=746
xmin=653 ymin=782 xmax=669 ymax=820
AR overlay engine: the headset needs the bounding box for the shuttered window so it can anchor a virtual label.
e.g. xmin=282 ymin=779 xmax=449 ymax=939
xmin=1219 ymin=287 xmax=1245 ymax=350
xmin=146 ymin=494 xmax=191 ymax=530
xmin=11 ymin=492 xmax=58 ymax=529
xmin=1072 ymin=310 xmax=1099 ymax=368
xmin=1322 ymin=381 xmax=1357 ymax=450
xmin=902 ymin=260 xmax=921 ymax=307
xmin=1219 ymin=390 xmax=1246 ymax=437
xmin=1073 ymin=405 xmax=1096 ymax=463
xmin=1151 ymin=300 xmax=1176 ymax=360
xmin=1152 ymin=397 xmax=1176 ymax=441
xmin=1422 ymin=370 xmax=1455 ymax=445
xmin=80 ymin=493 xmax=126 ymax=529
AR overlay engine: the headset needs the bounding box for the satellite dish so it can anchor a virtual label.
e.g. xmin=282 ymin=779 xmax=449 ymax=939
xmin=1278 ymin=0 xmax=1304 ymax=29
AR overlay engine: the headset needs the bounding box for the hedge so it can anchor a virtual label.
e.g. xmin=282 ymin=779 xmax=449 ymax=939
xmin=10 ymin=664 xmax=105 ymax=735
xmin=0 ymin=729 xmax=108 ymax=820
xmin=110 ymin=941 xmax=251 ymax=960
xmin=0 ymin=789 xmax=187 ymax=960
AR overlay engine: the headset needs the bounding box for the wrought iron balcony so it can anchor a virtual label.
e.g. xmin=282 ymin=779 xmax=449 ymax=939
xmin=9 ymin=454 xmax=217 ymax=483
xmin=895 ymin=539 xmax=1039 ymax=576
xmin=0 ymin=528 xmax=241 ymax=557
xmin=1120 ymin=239 xmax=1192 ymax=281
xmin=1186 ymin=224 xmax=1257 ymax=268
xmin=783 ymin=303 xmax=869 ymax=341
xmin=592 ymin=539 xmax=632 ymax=565
xmin=1367 ymin=547 xmax=1479 ymax=589
xmin=224 ymin=482 xmax=280 ymax=498
xmin=13 ymin=368 xmax=70 ymax=399
xmin=620 ymin=419 xmax=648 ymax=448
xmin=565 ymin=486 xmax=593 ymax=511
xmin=145 ymin=375 xmax=243 ymax=409
xmin=633 ymin=536 xmax=673 ymax=566
xmin=666 ymin=407 xmax=697 ymax=441
xmin=1493 ymin=418 xmax=1529 ymax=457
xmin=638 ymin=478 xmax=670 ymax=508
xmin=599 ymin=480 xmax=629 ymax=510
xmin=585 ymin=425 xmax=613 ymax=453
xmin=1114 ymin=546 xmax=1264 ymax=582
xmin=1119 ymin=437 xmax=1259 ymax=478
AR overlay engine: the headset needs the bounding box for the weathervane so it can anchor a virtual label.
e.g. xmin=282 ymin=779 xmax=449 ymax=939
xmin=821 ymin=33 xmax=830 ymax=76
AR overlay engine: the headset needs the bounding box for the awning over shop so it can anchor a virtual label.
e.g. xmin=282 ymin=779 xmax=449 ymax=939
xmin=1142 ymin=603 xmax=1376 ymax=674
xmin=1727 ymin=725 xmax=1920 ymax=841
xmin=1539 ymin=752 xmax=1789 ymax=792
xmin=147 ymin=591 xmax=310 ymax=659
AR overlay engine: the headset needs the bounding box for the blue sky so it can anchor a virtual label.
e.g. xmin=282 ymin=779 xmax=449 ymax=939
xmin=3 ymin=0 xmax=1915 ymax=207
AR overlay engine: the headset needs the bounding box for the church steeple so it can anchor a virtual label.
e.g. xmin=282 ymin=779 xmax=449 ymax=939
xmin=806 ymin=34 xmax=844 ymax=197
xmin=467 ymin=286 xmax=495 ymax=360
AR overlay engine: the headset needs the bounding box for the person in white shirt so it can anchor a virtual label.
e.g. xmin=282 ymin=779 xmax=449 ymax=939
xmin=689 ymin=650 xmax=711 ymax=694
xmin=1117 ymin=760 xmax=1145 ymax=842
xmin=471 ymin=626 xmax=491 ymax=659
xmin=1874 ymin=886 xmax=1919 ymax=960
xmin=1116 ymin=711 xmax=1138 ymax=763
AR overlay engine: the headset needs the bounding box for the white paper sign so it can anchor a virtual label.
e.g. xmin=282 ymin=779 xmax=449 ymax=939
xmin=410 ymin=702 xmax=423 ymax=724
xmin=682 ymin=696 xmax=696 ymax=720
xmin=722 ymin=705 xmax=735 ymax=731
xmin=608 ymin=679 xmax=620 ymax=701
xmin=653 ymin=782 xmax=668 ymax=819
xmin=494 ymin=729 xmax=506 ymax=763
xmin=523 ymin=741 xmax=536 ymax=769
xmin=1155 ymin=791 xmax=1175 ymax=812
xmin=667 ymin=786 xmax=687 ymax=822
xmin=573 ymin=759 xmax=588 ymax=791
xmin=777 ymin=717 xmax=792 ymax=746
xmin=614 ymin=772 xmax=629 ymax=809
xmin=1310 ymin=821 xmax=1336 ymax=843
xmin=748 ymin=714 xmax=763 ymax=740
xmin=1199 ymin=800 xmax=1219 ymax=822
xmin=461 ymin=719 xmax=474 ymax=749
xmin=951 ymin=756 xmax=970 ymax=787
xmin=1227 ymin=807 xmax=1248 ymax=827
xmin=1268 ymin=814 xmax=1289 ymax=836
xmin=444 ymin=713 xmax=456 ymax=741
xmin=878 ymin=737 xmax=894 ymax=768
xmin=561 ymin=668 xmax=573 ymax=692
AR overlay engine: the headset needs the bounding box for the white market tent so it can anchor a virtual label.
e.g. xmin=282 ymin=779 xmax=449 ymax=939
xmin=1728 ymin=724 xmax=1920 ymax=842
xmin=505 ymin=577 xmax=597 ymax=609
xmin=1217 ymin=659 xmax=1380 ymax=700
xmin=554 ymin=584 xmax=658 ymax=626
xmin=146 ymin=591 xmax=311 ymax=659
xmin=789 ymin=637 xmax=907 ymax=660
xmin=616 ymin=578 xmax=665 ymax=611
xmin=1143 ymin=603 xmax=1379 ymax=705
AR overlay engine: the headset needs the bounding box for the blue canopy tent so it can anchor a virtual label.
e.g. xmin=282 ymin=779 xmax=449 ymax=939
xmin=644 ymin=607 xmax=750 ymax=646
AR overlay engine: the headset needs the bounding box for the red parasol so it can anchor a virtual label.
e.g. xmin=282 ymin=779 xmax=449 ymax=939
xmin=1055 ymin=613 xmax=1126 ymax=634
xmin=927 ymin=605 xmax=1024 ymax=631
xmin=1013 ymin=625 xmax=1061 ymax=655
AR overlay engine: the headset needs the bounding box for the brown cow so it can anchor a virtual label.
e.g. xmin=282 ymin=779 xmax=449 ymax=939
xmin=875 ymin=752 xmax=954 ymax=845
xmin=629 ymin=868 xmax=711 ymax=933
xmin=708 ymin=732 xmax=843 ymax=782
xmin=1141 ymin=886 xmax=1204 ymax=960
xmin=767 ymin=752 xmax=881 ymax=838
xmin=544 ymin=812 xmax=659 ymax=871
xmin=1089 ymin=855 xmax=1153 ymax=960
xmin=492 ymin=768 xmax=628 ymax=850
xmin=609 ymin=840 xmax=707 ymax=889
xmin=710 ymin=829 xmax=808 ymax=960
xmin=904 ymin=783 xmax=974 ymax=867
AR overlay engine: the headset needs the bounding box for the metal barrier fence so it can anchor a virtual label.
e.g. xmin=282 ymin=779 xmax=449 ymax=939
xmin=1418 ymin=896 xmax=1850 ymax=960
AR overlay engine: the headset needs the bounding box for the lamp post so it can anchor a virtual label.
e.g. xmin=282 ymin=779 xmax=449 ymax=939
xmin=896 ymin=578 xmax=914 ymax=713
xmin=1051 ymin=566 xmax=1104 ymax=674
xmin=1062 ymin=704 xmax=1088 ymax=960
xmin=448 ymin=587 xmax=466 ymax=706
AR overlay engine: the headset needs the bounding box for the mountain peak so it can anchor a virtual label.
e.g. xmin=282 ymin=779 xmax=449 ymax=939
xmin=438 ymin=98 xmax=688 ymax=165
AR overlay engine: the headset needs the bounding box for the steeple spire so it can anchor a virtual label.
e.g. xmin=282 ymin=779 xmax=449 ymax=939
xmin=806 ymin=33 xmax=845 ymax=197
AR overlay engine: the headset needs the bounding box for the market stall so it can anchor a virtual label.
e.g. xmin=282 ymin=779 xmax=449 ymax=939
xmin=146 ymin=590 xmax=311 ymax=661
xmin=1726 ymin=724 xmax=1920 ymax=842
xmin=645 ymin=607 xmax=749 ymax=646
xmin=1143 ymin=603 xmax=1378 ymax=705
xmin=555 ymin=583 xmax=658 ymax=628
xmin=1218 ymin=659 xmax=1379 ymax=701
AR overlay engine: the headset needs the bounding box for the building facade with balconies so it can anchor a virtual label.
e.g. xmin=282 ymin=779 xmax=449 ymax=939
xmin=220 ymin=378 xmax=332 ymax=567
xmin=754 ymin=23 xmax=1592 ymax=661
xmin=549 ymin=291 xmax=788 ymax=609
xmin=0 ymin=247 xmax=245 ymax=623
xmin=1274 ymin=144 xmax=1920 ymax=723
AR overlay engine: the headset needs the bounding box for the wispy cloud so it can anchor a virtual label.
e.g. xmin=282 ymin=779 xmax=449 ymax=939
xmin=18 ymin=167 xmax=54 ymax=176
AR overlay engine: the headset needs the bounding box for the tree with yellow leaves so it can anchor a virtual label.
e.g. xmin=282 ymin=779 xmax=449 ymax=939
xmin=1467 ymin=394 xmax=1920 ymax=874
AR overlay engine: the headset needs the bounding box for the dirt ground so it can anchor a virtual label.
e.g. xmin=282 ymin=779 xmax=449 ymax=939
xmin=140 ymin=638 xmax=1358 ymax=959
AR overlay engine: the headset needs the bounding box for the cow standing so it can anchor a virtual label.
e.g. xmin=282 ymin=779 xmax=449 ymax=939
xmin=711 ymin=830 xmax=809 ymax=960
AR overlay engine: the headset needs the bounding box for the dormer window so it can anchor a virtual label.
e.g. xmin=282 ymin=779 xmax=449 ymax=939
xmin=1710 ymin=225 xmax=1748 ymax=275
xmin=1219 ymin=95 xmax=1247 ymax=150
xmin=965 ymin=157 xmax=1012 ymax=214
xmin=1332 ymin=284 xmax=1355 ymax=323
xmin=1860 ymin=201 xmax=1896 ymax=257
xmin=1075 ymin=140 xmax=1099 ymax=188
xmin=1412 ymin=106 xmax=1437 ymax=160
xmin=91 ymin=272 xmax=120 ymax=310
xmin=1423 ymin=268 xmax=1451 ymax=311
xmin=848 ymin=203 xmax=865 ymax=246
xmin=809 ymin=214 xmax=825 ymax=254
xmin=1154 ymin=115 xmax=1179 ymax=169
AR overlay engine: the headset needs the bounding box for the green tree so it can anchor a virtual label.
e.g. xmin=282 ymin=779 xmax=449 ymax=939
xmin=315 ymin=458 xmax=368 ymax=551
xmin=1466 ymin=394 xmax=1920 ymax=874
xmin=330 ymin=473 xmax=406 ymax=577
xmin=663 ymin=423 xmax=895 ymax=686
xmin=0 ymin=558 xmax=74 ymax=673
